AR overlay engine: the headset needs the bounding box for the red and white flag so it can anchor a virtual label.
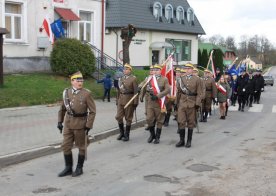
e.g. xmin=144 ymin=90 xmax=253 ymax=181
xmin=150 ymin=75 xmax=166 ymax=113
xmin=161 ymin=56 xmax=176 ymax=97
xmin=42 ymin=16 xmax=54 ymax=44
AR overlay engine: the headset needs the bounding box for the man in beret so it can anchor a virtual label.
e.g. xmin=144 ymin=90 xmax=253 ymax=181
xmin=116 ymin=63 xmax=139 ymax=141
xmin=57 ymin=71 xmax=96 ymax=177
xmin=254 ymin=69 xmax=264 ymax=104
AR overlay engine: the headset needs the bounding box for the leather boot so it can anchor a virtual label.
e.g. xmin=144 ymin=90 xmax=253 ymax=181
xmin=117 ymin=123 xmax=124 ymax=140
xmin=225 ymin=106 xmax=228 ymax=116
xmin=238 ymin=104 xmax=241 ymax=111
xmin=147 ymin=126 xmax=156 ymax=143
xmin=72 ymin=154 xmax=85 ymax=177
xmin=203 ymin=112 xmax=208 ymax=122
xmin=185 ymin=128 xmax=193 ymax=148
xmin=123 ymin=125 xmax=131 ymax=141
xmin=58 ymin=154 xmax=73 ymax=177
xmin=163 ymin=113 xmax=171 ymax=127
xmin=175 ymin=129 xmax=185 ymax=147
xmin=153 ymin=128 xmax=162 ymax=144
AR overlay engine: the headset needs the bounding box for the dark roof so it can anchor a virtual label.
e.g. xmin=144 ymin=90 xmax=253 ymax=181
xmin=106 ymin=0 xmax=205 ymax=35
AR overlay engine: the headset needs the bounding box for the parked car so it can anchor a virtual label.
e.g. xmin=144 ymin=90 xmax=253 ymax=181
xmin=263 ymin=75 xmax=274 ymax=86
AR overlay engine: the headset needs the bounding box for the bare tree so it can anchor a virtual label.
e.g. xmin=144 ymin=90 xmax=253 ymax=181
xmin=225 ymin=36 xmax=237 ymax=51
xmin=120 ymin=24 xmax=137 ymax=65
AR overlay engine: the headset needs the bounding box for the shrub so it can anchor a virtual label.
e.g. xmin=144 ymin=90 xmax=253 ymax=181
xmin=50 ymin=38 xmax=95 ymax=77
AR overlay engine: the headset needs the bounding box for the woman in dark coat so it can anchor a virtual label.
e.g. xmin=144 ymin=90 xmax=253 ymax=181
xmin=217 ymin=76 xmax=231 ymax=119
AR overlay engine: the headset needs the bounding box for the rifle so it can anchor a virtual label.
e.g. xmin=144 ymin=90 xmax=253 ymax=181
xmin=85 ymin=133 xmax=88 ymax=161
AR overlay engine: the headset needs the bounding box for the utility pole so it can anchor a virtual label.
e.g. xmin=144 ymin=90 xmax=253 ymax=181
xmin=0 ymin=28 xmax=9 ymax=87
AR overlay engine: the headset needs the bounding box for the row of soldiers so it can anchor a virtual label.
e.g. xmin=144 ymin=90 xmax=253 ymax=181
xmin=55 ymin=64 xmax=264 ymax=177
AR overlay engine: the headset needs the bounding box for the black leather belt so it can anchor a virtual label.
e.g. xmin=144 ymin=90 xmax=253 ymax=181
xmin=182 ymin=92 xmax=197 ymax=96
xmin=67 ymin=112 xmax=87 ymax=117
xmin=206 ymin=89 xmax=212 ymax=91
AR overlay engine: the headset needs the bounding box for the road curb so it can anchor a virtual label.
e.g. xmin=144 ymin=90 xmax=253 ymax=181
xmin=0 ymin=119 xmax=146 ymax=169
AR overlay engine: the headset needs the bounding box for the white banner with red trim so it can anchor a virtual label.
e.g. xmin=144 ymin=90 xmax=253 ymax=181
xmin=150 ymin=75 xmax=166 ymax=113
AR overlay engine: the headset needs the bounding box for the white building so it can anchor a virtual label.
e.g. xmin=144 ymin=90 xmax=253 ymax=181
xmin=105 ymin=0 xmax=205 ymax=68
xmin=0 ymin=0 xmax=104 ymax=73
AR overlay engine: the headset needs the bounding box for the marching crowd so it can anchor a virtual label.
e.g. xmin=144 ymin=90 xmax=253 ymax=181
xmin=55 ymin=62 xmax=264 ymax=177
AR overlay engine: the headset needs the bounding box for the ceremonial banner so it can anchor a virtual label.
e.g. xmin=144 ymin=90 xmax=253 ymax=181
xmin=161 ymin=56 xmax=176 ymax=97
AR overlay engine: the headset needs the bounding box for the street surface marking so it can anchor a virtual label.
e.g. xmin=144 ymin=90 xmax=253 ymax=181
xmin=248 ymin=104 xmax=263 ymax=112
xmin=272 ymin=105 xmax=276 ymax=113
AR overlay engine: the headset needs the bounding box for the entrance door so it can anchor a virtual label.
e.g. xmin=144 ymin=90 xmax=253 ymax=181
xmin=152 ymin=50 xmax=159 ymax=65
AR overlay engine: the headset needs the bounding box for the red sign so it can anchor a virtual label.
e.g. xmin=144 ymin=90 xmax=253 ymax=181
xmin=53 ymin=0 xmax=64 ymax=3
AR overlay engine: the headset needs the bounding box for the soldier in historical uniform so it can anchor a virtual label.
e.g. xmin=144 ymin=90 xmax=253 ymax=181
xmin=140 ymin=65 xmax=155 ymax=130
xmin=193 ymin=68 xmax=206 ymax=122
xmin=201 ymin=69 xmax=217 ymax=122
xmin=116 ymin=63 xmax=139 ymax=141
xmin=175 ymin=63 xmax=202 ymax=148
xmin=142 ymin=64 xmax=170 ymax=144
xmin=57 ymin=71 xmax=96 ymax=177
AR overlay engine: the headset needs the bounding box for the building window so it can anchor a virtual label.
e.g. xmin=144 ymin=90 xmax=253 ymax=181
xmin=187 ymin=8 xmax=195 ymax=25
xmin=153 ymin=2 xmax=162 ymax=21
xmin=5 ymin=2 xmax=23 ymax=41
xmin=176 ymin=6 xmax=184 ymax=24
xmin=79 ymin=11 xmax=92 ymax=42
xmin=165 ymin=4 xmax=173 ymax=23
xmin=165 ymin=39 xmax=191 ymax=62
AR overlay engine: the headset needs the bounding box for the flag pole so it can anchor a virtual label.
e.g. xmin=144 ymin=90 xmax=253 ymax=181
xmin=206 ymin=50 xmax=214 ymax=69
xmin=124 ymin=51 xmax=175 ymax=109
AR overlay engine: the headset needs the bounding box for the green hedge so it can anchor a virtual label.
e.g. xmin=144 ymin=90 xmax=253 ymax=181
xmin=50 ymin=38 xmax=95 ymax=77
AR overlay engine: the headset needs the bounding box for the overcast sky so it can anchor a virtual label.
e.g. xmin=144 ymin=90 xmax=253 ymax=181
xmin=189 ymin=0 xmax=276 ymax=46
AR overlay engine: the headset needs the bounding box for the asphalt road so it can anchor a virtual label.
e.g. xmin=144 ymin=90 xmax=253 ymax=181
xmin=0 ymin=68 xmax=275 ymax=196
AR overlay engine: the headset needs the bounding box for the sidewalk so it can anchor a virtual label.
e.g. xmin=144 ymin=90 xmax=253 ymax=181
xmin=0 ymin=98 xmax=145 ymax=167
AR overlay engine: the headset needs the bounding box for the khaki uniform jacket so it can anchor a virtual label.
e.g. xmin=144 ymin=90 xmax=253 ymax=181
xmin=176 ymin=75 xmax=202 ymax=108
xmin=58 ymin=88 xmax=96 ymax=129
xmin=144 ymin=76 xmax=170 ymax=109
xmin=118 ymin=74 xmax=138 ymax=105
xmin=199 ymin=77 xmax=206 ymax=100
xmin=202 ymin=77 xmax=217 ymax=99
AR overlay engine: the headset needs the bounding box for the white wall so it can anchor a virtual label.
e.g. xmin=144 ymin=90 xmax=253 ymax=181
xmin=104 ymin=28 xmax=199 ymax=67
xmin=2 ymin=0 xmax=103 ymax=58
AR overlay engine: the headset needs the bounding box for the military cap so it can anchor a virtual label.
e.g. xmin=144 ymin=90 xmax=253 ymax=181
xmin=149 ymin=65 xmax=154 ymax=69
xmin=180 ymin=68 xmax=186 ymax=73
xmin=184 ymin=63 xmax=194 ymax=69
xmin=153 ymin=64 xmax=162 ymax=69
xmin=124 ymin=63 xmax=133 ymax=70
xmin=193 ymin=68 xmax=199 ymax=72
xmin=71 ymin=71 xmax=83 ymax=80
xmin=204 ymin=69 xmax=212 ymax=73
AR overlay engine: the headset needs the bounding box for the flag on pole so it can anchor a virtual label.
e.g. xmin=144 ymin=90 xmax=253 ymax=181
xmin=50 ymin=19 xmax=65 ymax=39
xmin=42 ymin=16 xmax=54 ymax=44
xmin=206 ymin=52 xmax=216 ymax=79
xmin=150 ymin=75 xmax=166 ymax=113
xmin=161 ymin=56 xmax=176 ymax=97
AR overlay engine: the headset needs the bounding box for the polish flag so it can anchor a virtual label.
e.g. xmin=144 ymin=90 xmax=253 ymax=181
xmin=42 ymin=16 xmax=54 ymax=44
xmin=161 ymin=56 xmax=176 ymax=97
xmin=150 ymin=75 xmax=166 ymax=113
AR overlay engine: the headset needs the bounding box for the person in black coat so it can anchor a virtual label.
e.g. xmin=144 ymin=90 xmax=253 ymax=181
xmin=254 ymin=70 xmax=264 ymax=104
xmin=245 ymin=71 xmax=256 ymax=107
xmin=236 ymin=71 xmax=248 ymax=111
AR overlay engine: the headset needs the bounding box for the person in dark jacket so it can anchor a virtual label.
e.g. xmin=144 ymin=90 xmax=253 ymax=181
xmin=237 ymin=71 xmax=248 ymax=112
xmin=215 ymin=67 xmax=222 ymax=82
xmin=97 ymin=73 xmax=113 ymax=102
xmin=254 ymin=70 xmax=264 ymax=104
xmin=245 ymin=71 xmax=256 ymax=107
xmin=229 ymin=73 xmax=238 ymax=106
